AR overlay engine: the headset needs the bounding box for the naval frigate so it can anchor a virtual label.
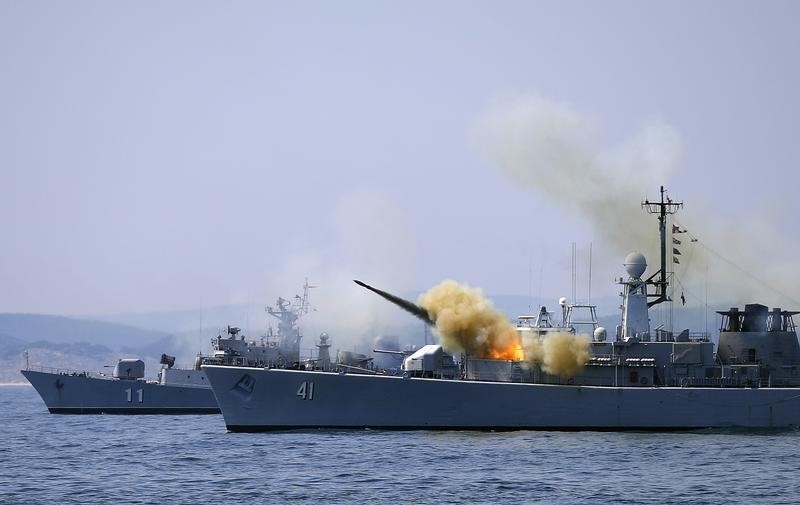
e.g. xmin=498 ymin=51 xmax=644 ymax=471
xmin=202 ymin=188 xmax=800 ymax=431
xmin=22 ymin=282 xmax=317 ymax=414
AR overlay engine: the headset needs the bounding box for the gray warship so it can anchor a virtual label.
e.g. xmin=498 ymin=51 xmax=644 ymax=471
xmin=203 ymin=188 xmax=800 ymax=431
xmin=22 ymin=282 xmax=316 ymax=414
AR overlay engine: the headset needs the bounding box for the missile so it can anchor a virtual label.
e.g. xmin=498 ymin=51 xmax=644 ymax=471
xmin=353 ymin=280 xmax=435 ymax=326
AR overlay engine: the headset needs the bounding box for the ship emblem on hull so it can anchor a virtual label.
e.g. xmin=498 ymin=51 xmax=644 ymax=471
xmin=231 ymin=374 xmax=256 ymax=404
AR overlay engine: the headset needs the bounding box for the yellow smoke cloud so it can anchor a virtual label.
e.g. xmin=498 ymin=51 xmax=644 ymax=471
xmin=524 ymin=332 xmax=591 ymax=376
xmin=418 ymin=279 xmax=591 ymax=375
xmin=418 ymin=279 xmax=522 ymax=360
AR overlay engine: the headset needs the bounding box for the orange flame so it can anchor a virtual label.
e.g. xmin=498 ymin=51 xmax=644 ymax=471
xmin=418 ymin=280 xmax=526 ymax=361
xmin=487 ymin=336 xmax=525 ymax=361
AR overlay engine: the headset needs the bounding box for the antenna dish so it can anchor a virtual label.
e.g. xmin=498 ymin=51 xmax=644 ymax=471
xmin=623 ymin=252 xmax=647 ymax=279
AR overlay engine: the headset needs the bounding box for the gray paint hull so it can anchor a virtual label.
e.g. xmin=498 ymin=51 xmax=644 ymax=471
xmin=21 ymin=370 xmax=220 ymax=414
xmin=202 ymin=365 xmax=800 ymax=431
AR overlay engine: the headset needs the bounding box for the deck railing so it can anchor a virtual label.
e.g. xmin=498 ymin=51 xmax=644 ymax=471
xmin=25 ymin=365 xmax=106 ymax=379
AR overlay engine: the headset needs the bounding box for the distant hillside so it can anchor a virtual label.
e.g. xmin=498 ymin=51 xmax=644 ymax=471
xmin=0 ymin=333 xmax=29 ymax=359
xmin=2 ymin=332 xmax=162 ymax=384
xmin=89 ymin=303 xmax=264 ymax=334
xmin=135 ymin=329 xmax=210 ymax=368
xmin=0 ymin=314 xmax=175 ymax=383
xmin=0 ymin=314 xmax=171 ymax=350
xmin=0 ymin=332 xmax=111 ymax=358
xmin=6 ymin=347 xmax=161 ymax=385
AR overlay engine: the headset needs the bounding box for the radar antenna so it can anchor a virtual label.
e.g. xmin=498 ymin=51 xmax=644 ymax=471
xmin=642 ymin=185 xmax=683 ymax=308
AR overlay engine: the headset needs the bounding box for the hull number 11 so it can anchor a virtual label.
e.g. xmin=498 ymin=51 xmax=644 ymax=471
xmin=125 ymin=388 xmax=143 ymax=403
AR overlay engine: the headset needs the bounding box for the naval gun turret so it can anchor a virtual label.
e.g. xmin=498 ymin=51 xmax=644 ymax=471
xmin=112 ymin=359 xmax=145 ymax=380
xmin=402 ymin=345 xmax=459 ymax=378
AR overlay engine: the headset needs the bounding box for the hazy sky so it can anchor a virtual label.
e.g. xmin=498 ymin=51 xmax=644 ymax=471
xmin=2 ymin=1 xmax=799 ymax=316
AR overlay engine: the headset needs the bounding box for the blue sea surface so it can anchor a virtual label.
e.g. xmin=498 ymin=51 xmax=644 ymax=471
xmin=2 ymin=385 xmax=799 ymax=504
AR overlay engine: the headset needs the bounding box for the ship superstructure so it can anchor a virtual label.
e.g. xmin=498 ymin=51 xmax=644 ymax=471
xmin=203 ymin=187 xmax=800 ymax=430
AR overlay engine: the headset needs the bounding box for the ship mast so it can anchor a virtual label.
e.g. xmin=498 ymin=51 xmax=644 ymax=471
xmin=265 ymin=279 xmax=316 ymax=362
xmin=642 ymin=186 xmax=682 ymax=308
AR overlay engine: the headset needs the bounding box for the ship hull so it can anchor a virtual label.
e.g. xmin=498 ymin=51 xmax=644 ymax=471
xmin=21 ymin=370 xmax=220 ymax=414
xmin=202 ymin=365 xmax=800 ymax=431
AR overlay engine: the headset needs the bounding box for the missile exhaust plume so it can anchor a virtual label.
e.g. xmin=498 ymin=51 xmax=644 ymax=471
xmin=357 ymin=278 xmax=591 ymax=376
xmin=353 ymin=280 xmax=435 ymax=326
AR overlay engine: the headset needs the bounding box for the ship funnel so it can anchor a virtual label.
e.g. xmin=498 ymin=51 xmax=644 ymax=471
xmin=354 ymin=280 xmax=435 ymax=326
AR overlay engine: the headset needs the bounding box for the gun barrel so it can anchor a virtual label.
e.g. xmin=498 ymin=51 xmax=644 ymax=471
xmin=372 ymin=349 xmax=409 ymax=356
xmin=354 ymin=280 xmax=435 ymax=326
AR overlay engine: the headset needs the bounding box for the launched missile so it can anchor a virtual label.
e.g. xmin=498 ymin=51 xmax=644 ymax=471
xmin=353 ymin=280 xmax=435 ymax=326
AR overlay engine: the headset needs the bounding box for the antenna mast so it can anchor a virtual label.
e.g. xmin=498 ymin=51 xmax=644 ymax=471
xmin=642 ymin=186 xmax=682 ymax=308
xmin=588 ymin=242 xmax=593 ymax=305
xmin=571 ymin=242 xmax=577 ymax=303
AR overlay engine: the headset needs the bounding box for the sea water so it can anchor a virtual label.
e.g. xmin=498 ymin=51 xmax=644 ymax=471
xmin=2 ymin=385 xmax=798 ymax=504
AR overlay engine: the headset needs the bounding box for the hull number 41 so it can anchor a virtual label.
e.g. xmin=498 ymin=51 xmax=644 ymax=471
xmin=296 ymin=381 xmax=315 ymax=400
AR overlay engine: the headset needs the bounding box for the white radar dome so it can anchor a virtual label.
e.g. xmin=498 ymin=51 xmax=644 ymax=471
xmin=623 ymin=252 xmax=647 ymax=279
xmin=593 ymin=327 xmax=607 ymax=342
xmin=558 ymin=297 xmax=568 ymax=307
